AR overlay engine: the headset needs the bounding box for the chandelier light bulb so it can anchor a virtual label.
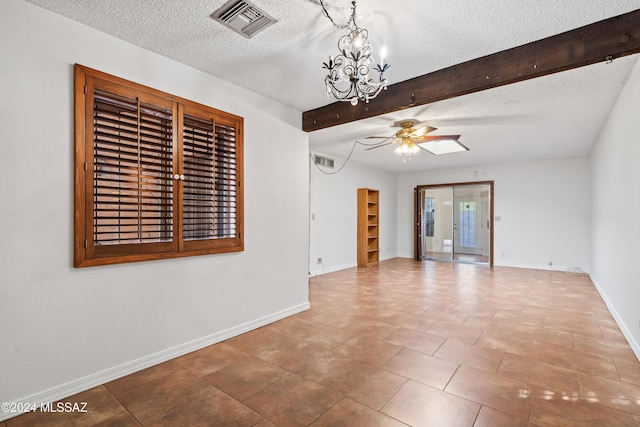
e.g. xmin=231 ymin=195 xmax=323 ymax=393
xmin=353 ymin=33 xmax=363 ymax=48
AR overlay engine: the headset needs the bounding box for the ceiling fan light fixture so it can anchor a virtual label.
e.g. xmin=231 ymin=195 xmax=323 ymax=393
xmin=418 ymin=139 xmax=469 ymax=155
xmin=394 ymin=138 xmax=420 ymax=162
xmin=395 ymin=140 xmax=421 ymax=155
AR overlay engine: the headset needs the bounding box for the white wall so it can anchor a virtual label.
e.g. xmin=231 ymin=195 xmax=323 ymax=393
xmin=397 ymin=157 xmax=591 ymax=271
xmin=0 ymin=0 xmax=309 ymax=415
xmin=309 ymin=154 xmax=397 ymax=276
xmin=590 ymin=57 xmax=640 ymax=359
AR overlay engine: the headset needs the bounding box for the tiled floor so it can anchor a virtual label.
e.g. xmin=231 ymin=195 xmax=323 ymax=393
xmin=7 ymin=258 xmax=640 ymax=426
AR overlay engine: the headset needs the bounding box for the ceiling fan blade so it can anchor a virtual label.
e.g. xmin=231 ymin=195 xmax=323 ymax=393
xmin=413 ymin=134 xmax=460 ymax=143
xmin=412 ymin=122 xmax=437 ymax=137
xmin=364 ymin=136 xmax=392 ymax=139
xmin=366 ymin=141 xmax=394 ymax=150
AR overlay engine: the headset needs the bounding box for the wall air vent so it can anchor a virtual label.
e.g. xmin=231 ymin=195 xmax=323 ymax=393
xmin=314 ymin=155 xmax=335 ymax=169
xmin=211 ymin=0 xmax=277 ymax=38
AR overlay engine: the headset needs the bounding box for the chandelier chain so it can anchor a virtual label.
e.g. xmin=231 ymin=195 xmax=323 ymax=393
xmin=319 ymin=0 xmax=357 ymax=30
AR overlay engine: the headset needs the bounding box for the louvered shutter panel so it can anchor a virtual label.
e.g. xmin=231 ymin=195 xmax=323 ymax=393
xmin=214 ymin=123 xmax=238 ymax=239
xmin=182 ymin=115 xmax=239 ymax=242
xmin=183 ymin=114 xmax=215 ymax=241
xmin=92 ymin=90 xmax=174 ymax=246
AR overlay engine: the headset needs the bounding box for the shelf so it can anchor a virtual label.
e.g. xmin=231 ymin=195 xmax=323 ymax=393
xmin=358 ymin=188 xmax=379 ymax=267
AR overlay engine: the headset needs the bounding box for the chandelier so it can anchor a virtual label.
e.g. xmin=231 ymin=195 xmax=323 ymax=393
xmin=320 ymin=0 xmax=390 ymax=105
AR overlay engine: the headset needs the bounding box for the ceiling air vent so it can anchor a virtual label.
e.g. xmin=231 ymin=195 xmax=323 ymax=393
xmin=211 ymin=0 xmax=277 ymax=38
xmin=314 ymin=155 xmax=335 ymax=169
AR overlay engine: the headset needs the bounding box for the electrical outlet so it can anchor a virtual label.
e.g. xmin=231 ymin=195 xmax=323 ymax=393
xmin=317 ymin=257 xmax=323 ymax=264
xmin=548 ymin=261 xmax=553 ymax=266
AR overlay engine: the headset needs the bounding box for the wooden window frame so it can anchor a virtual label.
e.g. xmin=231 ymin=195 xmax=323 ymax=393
xmin=74 ymin=64 xmax=244 ymax=267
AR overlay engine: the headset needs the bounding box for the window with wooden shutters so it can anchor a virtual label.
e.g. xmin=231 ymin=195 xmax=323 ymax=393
xmin=75 ymin=65 xmax=243 ymax=267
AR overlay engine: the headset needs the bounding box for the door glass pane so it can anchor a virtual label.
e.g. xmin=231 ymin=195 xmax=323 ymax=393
xmin=459 ymin=201 xmax=476 ymax=247
xmin=421 ymin=187 xmax=453 ymax=261
xmin=453 ymin=185 xmax=489 ymax=263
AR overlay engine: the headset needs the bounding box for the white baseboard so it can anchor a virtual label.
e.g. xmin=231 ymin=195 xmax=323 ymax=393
xmin=589 ymin=274 xmax=640 ymax=362
xmin=0 ymin=302 xmax=310 ymax=422
xmin=493 ymin=261 xmax=589 ymax=274
xmin=309 ymin=254 xmax=404 ymax=277
xmin=309 ymin=262 xmax=357 ymax=277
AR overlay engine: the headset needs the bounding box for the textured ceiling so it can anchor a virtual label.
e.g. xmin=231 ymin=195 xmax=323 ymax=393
xmin=23 ymin=0 xmax=640 ymax=173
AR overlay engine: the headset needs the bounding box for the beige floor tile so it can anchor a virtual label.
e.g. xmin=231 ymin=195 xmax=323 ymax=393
xmin=381 ymin=380 xmax=480 ymax=426
xmin=579 ymin=372 xmax=640 ymax=416
xmin=310 ymin=398 xmax=407 ymax=427
xmin=513 ymin=323 xmax=574 ymax=348
xmin=380 ymin=311 xmax=437 ymax=331
xmin=543 ymin=317 xmax=604 ymax=339
xmin=203 ymin=357 xmax=289 ymax=401
xmin=6 ymin=386 xmax=124 ymax=427
xmin=342 ymin=317 xmax=400 ymax=341
xmin=601 ymin=326 xmax=628 ymax=343
xmin=426 ymin=320 xmax=485 ymax=343
xmin=615 ymin=359 xmax=640 ymax=386
xmin=570 ymin=311 xmax=618 ymax=329
xmin=383 ymin=327 xmax=446 ymax=355
xmin=320 ymin=360 xmax=407 ymax=410
xmin=498 ymin=353 xmax=580 ymax=394
xmin=477 ymin=329 xmax=541 ymax=358
xmin=92 ymin=411 xmax=141 ymax=427
xmin=225 ymin=328 xmax=310 ymax=364
xmin=174 ymin=342 xmax=253 ymax=376
xmin=434 ymin=338 xmax=505 ymax=373
xmin=244 ymin=374 xmax=341 ymax=427
xmin=255 ymin=420 xmax=278 ymax=427
xmin=105 ymin=361 xmax=183 ymax=396
xmin=146 ymin=390 xmax=263 ymax=427
xmin=573 ymin=335 xmax=638 ymax=362
xmin=473 ymin=406 xmax=535 ymax=427
xmin=266 ymin=317 xmax=354 ymax=347
xmin=538 ymin=342 xmax=619 ymax=380
xmin=275 ymin=344 xmax=351 ymax=382
xmin=113 ymin=369 xmax=217 ymax=424
xmin=530 ymin=387 xmax=636 ymax=426
xmin=446 ymin=365 xmax=532 ymax=419
xmin=334 ymin=335 xmax=402 ymax=367
xmin=382 ymin=348 xmax=459 ymax=390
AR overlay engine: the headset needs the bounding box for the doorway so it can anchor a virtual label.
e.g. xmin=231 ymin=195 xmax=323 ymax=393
xmin=415 ymin=181 xmax=493 ymax=265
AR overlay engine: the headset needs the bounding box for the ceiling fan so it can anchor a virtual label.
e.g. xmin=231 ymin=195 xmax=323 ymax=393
xmin=365 ymin=119 xmax=467 ymax=159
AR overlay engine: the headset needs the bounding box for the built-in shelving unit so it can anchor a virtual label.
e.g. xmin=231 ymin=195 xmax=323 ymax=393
xmin=357 ymin=188 xmax=379 ymax=267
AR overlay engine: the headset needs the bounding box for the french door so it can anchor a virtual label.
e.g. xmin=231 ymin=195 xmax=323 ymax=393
xmin=415 ymin=182 xmax=493 ymax=264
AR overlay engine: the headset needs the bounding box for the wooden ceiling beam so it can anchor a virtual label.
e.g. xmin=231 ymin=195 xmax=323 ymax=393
xmin=302 ymin=9 xmax=640 ymax=132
